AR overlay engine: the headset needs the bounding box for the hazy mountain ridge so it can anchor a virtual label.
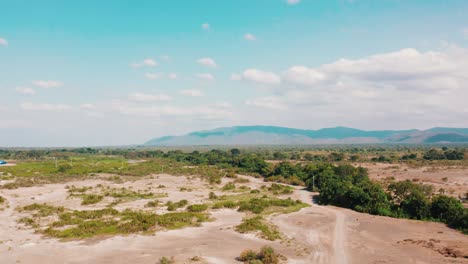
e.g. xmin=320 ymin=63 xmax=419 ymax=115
xmin=145 ymin=126 xmax=468 ymax=146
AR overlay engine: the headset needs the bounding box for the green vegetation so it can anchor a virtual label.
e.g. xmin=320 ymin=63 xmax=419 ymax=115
xmin=238 ymin=197 xmax=306 ymax=214
xmin=158 ymin=257 xmax=175 ymax=264
xmin=2 ymin=146 xmax=467 ymax=235
xmin=81 ymin=194 xmax=104 ymax=205
xmin=187 ymin=204 xmax=208 ymax=212
xmin=166 ymin=199 xmax=188 ymax=211
xmin=238 ymin=246 xmax=281 ymax=264
xmin=423 ymin=148 xmax=465 ymax=160
xmin=212 ymin=200 xmax=237 ymax=209
xmin=156 ymin=212 xmax=209 ymax=229
xmin=0 ymin=195 xmax=5 ymax=204
xmin=222 ymin=182 xmax=236 ymax=191
xmin=235 ymin=216 xmax=281 ymax=241
xmin=308 ymin=163 xmax=468 ymax=233
xmin=267 ymin=183 xmax=293 ymax=194
xmin=18 ymin=203 xmax=209 ymax=239
xmin=145 ymin=200 xmax=160 ymax=207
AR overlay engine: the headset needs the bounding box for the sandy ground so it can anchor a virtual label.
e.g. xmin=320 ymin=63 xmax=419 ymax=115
xmin=0 ymin=173 xmax=467 ymax=264
xmin=360 ymin=163 xmax=468 ymax=198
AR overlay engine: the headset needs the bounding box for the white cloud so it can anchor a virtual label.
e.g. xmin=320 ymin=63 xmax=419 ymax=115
xmin=80 ymin=104 xmax=96 ymax=110
xmin=283 ymin=48 xmax=468 ymax=91
xmin=179 ymin=89 xmax=203 ymax=97
xmin=15 ymin=87 xmax=36 ymax=95
xmin=131 ymin=58 xmax=158 ymax=68
xmin=32 ymin=80 xmax=63 ymax=88
xmin=161 ymin=55 xmax=170 ymax=60
xmin=197 ymin=57 xmax=217 ymax=68
xmin=287 ymin=0 xmax=301 ymax=5
xmin=20 ymin=102 xmax=72 ymax=112
xmin=245 ymin=96 xmax=287 ymax=110
xmin=168 ymin=73 xmax=177 ymax=79
xmin=144 ymin=72 xmax=163 ymax=80
xmin=202 ymin=23 xmax=210 ymax=30
xmin=283 ymin=66 xmax=327 ymax=86
xmin=129 ymin=93 xmax=172 ymax=102
xmin=230 ymin=73 xmax=242 ymax=81
xmin=195 ymin=73 xmax=215 ymax=81
xmin=0 ymin=38 xmax=8 ymax=46
xmin=117 ymin=103 xmax=230 ymax=120
xmin=243 ymin=69 xmax=281 ymax=85
xmin=244 ymin=33 xmax=256 ymax=41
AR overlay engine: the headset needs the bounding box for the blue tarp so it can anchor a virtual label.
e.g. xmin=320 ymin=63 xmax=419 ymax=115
xmin=0 ymin=160 xmax=7 ymax=165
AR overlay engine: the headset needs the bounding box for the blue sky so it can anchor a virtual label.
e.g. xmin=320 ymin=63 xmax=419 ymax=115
xmin=1 ymin=0 xmax=468 ymax=147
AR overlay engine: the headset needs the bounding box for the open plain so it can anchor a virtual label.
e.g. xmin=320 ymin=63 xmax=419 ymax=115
xmin=1 ymin=170 xmax=467 ymax=264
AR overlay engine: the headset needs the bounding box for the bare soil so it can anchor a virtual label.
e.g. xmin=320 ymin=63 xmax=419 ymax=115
xmin=0 ymin=173 xmax=467 ymax=264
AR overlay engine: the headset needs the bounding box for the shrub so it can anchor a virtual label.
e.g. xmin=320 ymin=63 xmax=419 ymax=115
xmin=238 ymin=246 xmax=281 ymax=264
xmin=145 ymin=200 xmax=159 ymax=208
xmin=238 ymin=249 xmax=257 ymax=262
xmin=166 ymin=200 xmax=188 ymax=211
xmin=212 ymin=200 xmax=237 ymax=209
xmin=209 ymin=192 xmax=218 ymax=199
xmin=235 ymin=216 xmax=281 ymax=241
xmin=187 ymin=204 xmax=208 ymax=212
xmin=156 ymin=212 xmax=208 ymax=229
xmin=222 ymin=182 xmax=236 ymax=191
xmin=81 ymin=194 xmax=104 ymax=205
xmin=159 ymin=256 xmax=175 ymax=264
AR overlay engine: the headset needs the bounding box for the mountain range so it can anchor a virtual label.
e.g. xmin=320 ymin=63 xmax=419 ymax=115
xmin=144 ymin=126 xmax=468 ymax=146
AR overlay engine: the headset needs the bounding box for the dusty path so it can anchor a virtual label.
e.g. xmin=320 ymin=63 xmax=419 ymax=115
xmin=272 ymin=188 xmax=349 ymax=264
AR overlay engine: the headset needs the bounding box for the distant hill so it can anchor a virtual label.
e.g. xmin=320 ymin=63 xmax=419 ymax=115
xmin=144 ymin=126 xmax=468 ymax=146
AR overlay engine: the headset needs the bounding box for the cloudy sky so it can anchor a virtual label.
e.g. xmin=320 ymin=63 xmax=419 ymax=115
xmin=1 ymin=0 xmax=468 ymax=147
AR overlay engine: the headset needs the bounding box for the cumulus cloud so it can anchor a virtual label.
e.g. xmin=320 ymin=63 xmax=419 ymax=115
xmin=238 ymin=47 xmax=468 ymax=129
xmin=287 ymin=0 xmax=301 ymax=5
xmin=243 ymin=69 xmax=281 ymax=85
xmin=179 ymin=89 xmax=203 ymax=97
xmin=20 ymin=102 xmax=72 ymax=112
xmin=80 ymin=104 xmax=96 ymax=110
xmin=202 ymin=23 xmax=210 ymax=30
xmin=32 ymin=80 xmax=63 ymax=88
xmin=15 ymin=87 xmax=36 ymax=95
xmin=195 ymin=73 xmax=215 ymax=81
xmin=283 ymin=48 xmax=468 ymax=91
xmin=230 ymin=73 xmax=242 ymax=81
xmin=168 ymin=73 xmax=177 ymax=79
xmin=129 ymin=93 xmax=172 ymax=102
xmin=144 ymin=72 xmax=163 ymax=80
xmin=131 ymin=58 xmax=157 ymax=68
xmin=245 ymin=96 xmax=287 ymax=110
xmin=0 ymin=38 xmax=8 ymax=46
xmin=244 ymin=33 xmax=256 ymax=41
xmin=197 ymin=57 xmax=217 ymax=68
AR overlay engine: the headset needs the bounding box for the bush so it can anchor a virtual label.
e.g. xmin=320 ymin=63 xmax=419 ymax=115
xmin=81 ymin=194 xmax=104 ymax=205
xmin=212 ymin=200 xmax=237 ymax=209
xmin=235 ymin=216 xmax=281 ymax=241
xmin=238 ymin=246 xmax=280 ymax=264
xmin=166 ymin=200 xmax=188 ymax=211
xmin=145 ymin=200 xmax=159 ymax=208
xmin=187 ymin=204 xmax=208 ymax=212
xmin=238 ymin=249 xmax=257 ymax=262
xmin=209 ymin=191 xmax=218 ymax=199
xmin=159 ymin=256 xmax=175 ymax=264
xmin=222 ymin=182 xmax=236 ymax=191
